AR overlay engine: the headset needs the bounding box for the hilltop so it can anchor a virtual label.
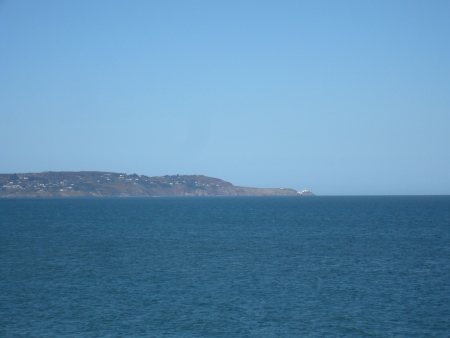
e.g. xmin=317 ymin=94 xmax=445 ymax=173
xmin=0 ymin=171 xmax=314 ymax=198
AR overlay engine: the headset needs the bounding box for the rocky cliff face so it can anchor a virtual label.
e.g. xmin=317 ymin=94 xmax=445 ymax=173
xmin=0 ymin=172 xmax=310 ymax=197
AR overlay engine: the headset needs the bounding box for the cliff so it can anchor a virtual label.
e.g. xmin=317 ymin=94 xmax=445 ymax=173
xmin=0 ymin=171 xmax=313 ymax=198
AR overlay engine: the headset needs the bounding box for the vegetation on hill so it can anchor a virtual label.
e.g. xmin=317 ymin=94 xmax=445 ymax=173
xmin=0 ymin=171 xmax=311 ymax=197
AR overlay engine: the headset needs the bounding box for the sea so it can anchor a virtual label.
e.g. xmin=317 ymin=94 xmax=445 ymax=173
xmin=1 ymin=196 xmax=449 ymax=337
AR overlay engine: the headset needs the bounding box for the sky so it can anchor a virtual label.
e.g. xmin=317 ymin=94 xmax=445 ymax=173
xmin=1 ymin=0 xmax=449 ymax=195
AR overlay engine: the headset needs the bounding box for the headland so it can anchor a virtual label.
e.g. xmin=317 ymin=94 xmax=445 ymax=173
xmin=0 ymin=171 xmax=315 ymax=198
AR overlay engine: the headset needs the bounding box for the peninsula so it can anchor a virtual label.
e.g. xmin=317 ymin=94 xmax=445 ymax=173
xmin=0 ymin=172 xmax=314 ymax=198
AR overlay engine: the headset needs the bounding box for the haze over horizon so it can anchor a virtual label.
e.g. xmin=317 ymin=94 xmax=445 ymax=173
xmin=1 ymin=0 xmax=449 ymax=195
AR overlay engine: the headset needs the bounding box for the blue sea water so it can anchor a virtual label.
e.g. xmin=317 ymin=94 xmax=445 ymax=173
xmin=1 ymin=196 xmax=449 ymax=337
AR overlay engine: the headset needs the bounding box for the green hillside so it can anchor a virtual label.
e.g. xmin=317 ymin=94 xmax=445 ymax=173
xmin=0 ymin=171 xmax=312 ymax=197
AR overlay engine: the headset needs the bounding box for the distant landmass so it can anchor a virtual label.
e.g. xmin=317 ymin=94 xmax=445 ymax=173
xmin=0 ymin=171 xmax=314 ymax=198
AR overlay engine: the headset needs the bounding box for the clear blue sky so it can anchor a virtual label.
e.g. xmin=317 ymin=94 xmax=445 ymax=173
xmin=1 ymin=0 xmax=449 ymax=195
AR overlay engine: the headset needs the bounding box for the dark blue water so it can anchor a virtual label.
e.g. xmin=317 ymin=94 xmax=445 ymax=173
xmin=1 ymin=196 xmax=449 ymax=337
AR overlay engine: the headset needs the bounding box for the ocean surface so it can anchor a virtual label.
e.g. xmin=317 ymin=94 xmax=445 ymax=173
xmin=1 ymin=196 xmax=449 ymax=337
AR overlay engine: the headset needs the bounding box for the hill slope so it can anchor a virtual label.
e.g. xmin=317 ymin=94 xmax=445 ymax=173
xmin=0 ymin=172 xmax=312 ymax=197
